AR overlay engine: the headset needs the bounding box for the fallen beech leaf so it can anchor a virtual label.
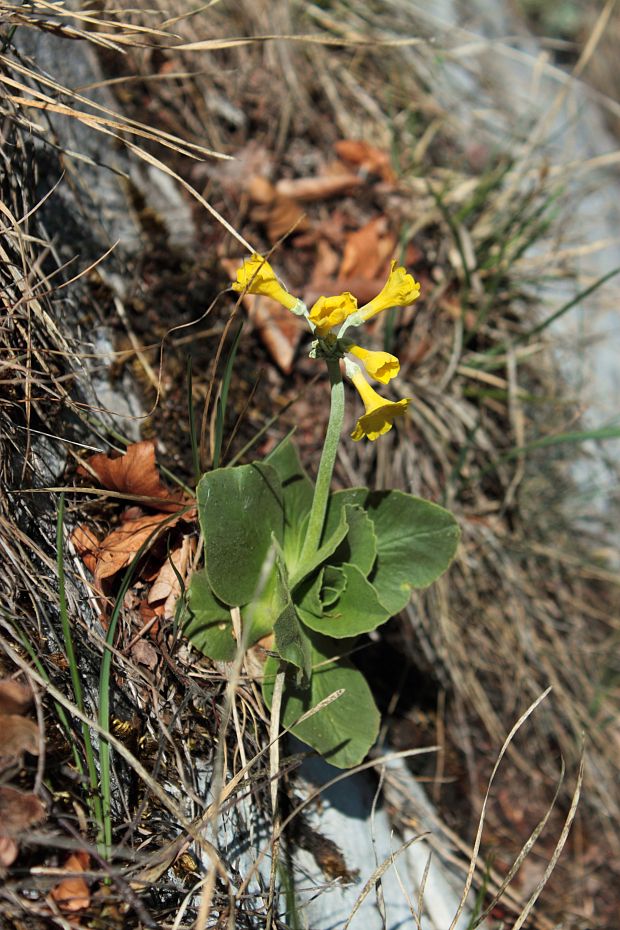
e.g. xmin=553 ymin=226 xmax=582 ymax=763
xmin=335 ymin=139 xmax=396 ymax=183
xmin=131 ymin=639 xmax=158 ymax=671
xmin=148 ymin=535 xmax=194 ymax=617
xmin=222 ymin=258 xmax=301 ymax=373
xmin=80 ymin=441 xmax=184 ymax=512
xmin=0 ymin=786 xmax=46 ymax=835
xmin=138 ymin=601 xmax=158 ymax=626
xmin=49 ymin=850 xmax=91 ymax=912
xmin=0 ymin=715 xmax=40 ymax=768
xmin=0 ymin=679 xmax=32 ymax=716
xmin=310 ymin=239 xmax=340 ymax=285
xmin=94 ymin=512 xmax=182 ymax=590
xmin=248 ymin=176 xmax=309 ymax=243
xmin=275 ymin=173 xmax=362 ymax=202
xmin=0 ymin=835 xmax=18 ymax=868
xmin=339 ymin=216 xmax=396 ymax=281
xmin=70 ymin=525 xmax=99 ymax=574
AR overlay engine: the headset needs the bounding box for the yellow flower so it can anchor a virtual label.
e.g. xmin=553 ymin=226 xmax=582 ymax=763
xmin=309 ymin=292 xmax=358 ymax=337
xmin=349 ymin=370 xmax=409 ymax=442
xmin=347 ymin=345 xmax=400 ymax=384
xmin=232 ymin=253 xmax=299 ymax=311
xmin=358 ymin=260 xmax=420 ymax=322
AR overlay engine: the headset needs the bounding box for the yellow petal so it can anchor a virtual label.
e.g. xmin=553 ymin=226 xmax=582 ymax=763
xmin=231 ymin=253 xmax=298 ymax=311
xmin=359 ymin=260 xmax=420 ymax=322
xmin=349 ymin=370 xmax=409 ymax=441
xmin=348 ymin=345 xmax=400 ymax=384
xmin=351 ymin=399 xmax=409 ymax=441
xmin=309 ymin=292 xmax=358 ymax=336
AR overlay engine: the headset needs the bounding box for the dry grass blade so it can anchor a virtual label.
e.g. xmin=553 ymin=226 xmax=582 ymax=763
xmin=512 ymin=750 xmax=585 ymax=930
xmin=449 ymin=689 xmax=552 ymax=930
xmin=343 ymin=834 xmax=427 ymax=930
xmin=173 ymin=33 xmax=427 ymax=52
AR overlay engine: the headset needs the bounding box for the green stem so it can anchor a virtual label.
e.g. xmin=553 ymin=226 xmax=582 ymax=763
xmin=298 ymin=359 xmax=345 ymax=566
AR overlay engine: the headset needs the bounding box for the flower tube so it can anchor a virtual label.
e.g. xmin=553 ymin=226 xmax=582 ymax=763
xmin=348 ymin=367 xmax=409 ymax=441
xmin=346 ymin=345 xmax=400 ymax=384
xmin=232 ymin=253 xmax=302 ymax=313
xmin=356 ymin=260 xmax=420 ymax=323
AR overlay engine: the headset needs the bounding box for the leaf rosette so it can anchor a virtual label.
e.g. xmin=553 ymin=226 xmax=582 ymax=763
xmin=185 ymin=438 xmax=459 ymax=767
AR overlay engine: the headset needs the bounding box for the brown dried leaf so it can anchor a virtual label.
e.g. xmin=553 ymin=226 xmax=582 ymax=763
xmin=49 ymin=850 xmax=91 ymax=912
xmin=339 ymin=216 xmax=396 ymax=281
xmin=148 ymin=535 xmax=194 ymax=617
xmin=310 ymin=239 xmax=340 ymax=285
xmin=0 ymin=715 xmax=40 ymax=766
xmin=334 ymin=139 xmax=396 ymax=183
xmin=0 ymin=835 xmax=18 ymax=868
xmin=275 ymin=173 xmax=362 ymax=202
xmin=70 ymin=525 xmax=100 ymax=574
xmin=0 ymin=679 xmax=32 ymax=716
xmin=222 ymin=257 xmax=301 ymax=373
xmin=80 ymin=441 xmax=184 ymax=512
xmin=130 ymin=639 xmax=159 ymax=671
xmin=0 ymin=786 xmax=46 ymax=836
xmin=248 ymin=176 xmax=309 ymax=243
xmin=94 ymin=512 xmax=182 ymax=590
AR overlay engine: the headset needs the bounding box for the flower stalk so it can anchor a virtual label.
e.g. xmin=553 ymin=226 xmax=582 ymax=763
xmin=297 ymin=358 xmax=345 ymax=567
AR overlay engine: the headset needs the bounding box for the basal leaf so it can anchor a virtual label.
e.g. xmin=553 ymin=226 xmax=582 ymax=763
xmin=289 ymin=502 xmax=350 ymax=590
xmin=185 ymin=569 xmax=236 ymax=661
xmin=330 ymin=504 xmax=377 ymax=577
xmin=197 ymin=463 xmax=283 ymax=606
xmin=265 ymin=436 xmax=313 ymax=570
xmin=262 ymin=634 xmax=380 ymax=769
xmin=320 ymin=565 xmax=346 ymax=607
xmin=273 ymin=555 xmax=312 ymax=681
xmin=324 ymin=489 xmax=459 ymax=615
xmin=365 ymin=490 xmax=460 ymax=613
xmin=297 ymin=563 xmax=390 ymax=637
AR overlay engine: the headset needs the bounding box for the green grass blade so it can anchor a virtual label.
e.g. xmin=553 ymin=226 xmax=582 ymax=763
xmin=504 ymin=424 xmax=620 ymax=457
xmin=525 ymin=265 xmax=620 ymax=341
xmin=476 ymin=424 xmax=620 ymax=484
xmin=470 ymin=265 xmax=620 ymax=367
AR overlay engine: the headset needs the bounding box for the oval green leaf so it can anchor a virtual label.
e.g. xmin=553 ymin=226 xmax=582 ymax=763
xmin=324 ymin=489 xmax=460 ymax=615
xmin=262 ymin=634 xmax=380 ymax=769
xmin=297 ymin=563 xmax=390 ymax=638
xmin=197 ymin=463 xmax=283 ymax=606
xmin=185 ymin=568 xmax=236 ymax=661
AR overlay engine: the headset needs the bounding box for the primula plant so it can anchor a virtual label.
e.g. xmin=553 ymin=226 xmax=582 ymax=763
xmin=184 ymin=255 xmax=459 ymax=768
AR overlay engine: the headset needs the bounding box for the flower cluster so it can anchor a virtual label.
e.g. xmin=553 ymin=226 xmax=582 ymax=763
xmin=232 ymin=254 xmax=420 ymax=441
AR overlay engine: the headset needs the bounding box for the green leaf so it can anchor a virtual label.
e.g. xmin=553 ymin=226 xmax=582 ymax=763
xmin=321 ymin=489 xmax=367 ymax=541
xmin=241 ymin=556 xmax=281 ymax=643
xmin=273 ymin=556 xmax=312 ymax=681
xmin=365 ymin=491 xmax=460 ymax=612
xmin=197 ymin=463 xmax=284 ymax=606
xmin=324 ymin=489 xmax=460 ymax=614
xmin=297 ymin=562 xmax=390 ymax=638
xmin=330 ymin=504 xmax=377 ymax=577
xmin=289 ymin=501 xmax=351 ymax=590
xmin=185 ymin=569 xmax=236 ymax=661
xmin=262 ymin=634 xmax=380 ymax=769
xmin=265 ymin=436 xmax=313 ymax=570
xmin=320 ymin=565 xmax=347 ymax=607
